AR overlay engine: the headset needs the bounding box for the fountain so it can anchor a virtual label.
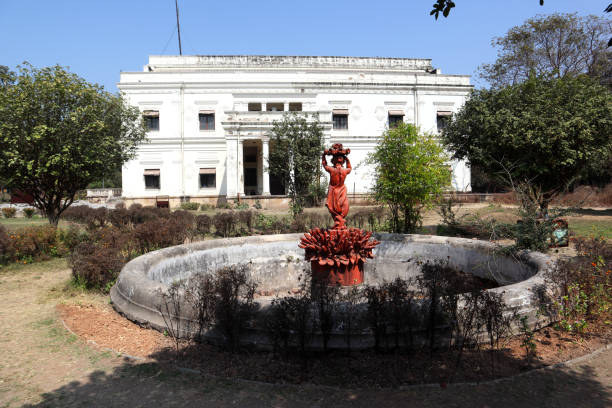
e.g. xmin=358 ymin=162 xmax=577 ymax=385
xmin=299 ymin=144 xmax=379 ymax=286
xmin=110 ymin=144 xmax=556 ymax=350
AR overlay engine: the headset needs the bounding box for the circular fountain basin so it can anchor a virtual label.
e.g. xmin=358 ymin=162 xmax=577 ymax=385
xmin=110 ymin=233 xmax=555 ymax=350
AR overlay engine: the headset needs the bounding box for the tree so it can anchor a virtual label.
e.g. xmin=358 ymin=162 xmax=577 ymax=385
xmin=430 ymin=0 xmax=543 ymax=20
xmin=442 ymin=74 xmax=612 ymax=211
xmin=0 ymin=64 xmax=146 ymax=225
xmin=368 ymin=123 xmax=450 ymax=233
xmin=268 ymin=113 xmax=324 ymax=217
xmin=478 ymin=13 xmax=611 ymax=88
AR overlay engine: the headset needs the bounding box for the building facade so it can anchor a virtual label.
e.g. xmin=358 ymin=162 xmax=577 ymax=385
xmin=119 ymin=55 xmax=472 ymax=208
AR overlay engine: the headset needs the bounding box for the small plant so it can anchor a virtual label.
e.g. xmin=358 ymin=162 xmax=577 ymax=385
xmin=337 ymin=285 xmax=363 ymax=353
xmin=2 ymin=207 xmax=16 ymax=218
xmin=311 ymin=278 xmax=340 ymax=352
xmin=199 ymin=203 xmax=214 ymax=211
xmin=364 ymin=283 xmax=388 ymax=352
xmin=267 ymin=285 xmax=315 ymax=357
xmin=23 ymin=208 xmax=36 ymax=218
xmin=253 ymin=200 xmax=262 ymax=210
xmin=213 ymin=266 xmax=258 ymax=352
xmin=195 ymin=214 xmax=212 ymax=235
xmin=518 ymin=315 xmax=537 ymax=364
xmin=184 ymin=273 xmax=216 ymax=340
xmin=555 ymin=283 xmax=589 ymax=333
xmin=235 ymin=202 xmax=249 ymax=210
xmin=0 ymin=225 xmax=15 ymax=264
xmin=216 ymin=202 xmax=232 ymax=209
xmin=157 ymin=280 xmax=189 ymax=352
xmin=179 ymin=202 xmax=200 ymax=211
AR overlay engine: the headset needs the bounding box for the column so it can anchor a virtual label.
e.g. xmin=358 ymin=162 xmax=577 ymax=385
xmin=262 ymin=138 xmax=270 ymax=195
xmin=225 ymin=137 xmax=238 ymax=197
xmin=237 ymin=139 xmax=245 ymax=196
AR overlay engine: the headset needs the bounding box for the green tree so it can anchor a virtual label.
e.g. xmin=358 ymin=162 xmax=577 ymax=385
xmin=368 ymin=123 xmax=450 ymax=233
xmin=478 ymin=13 xmax=611 ymax=88
xmin=442 ymin=75 xmax=612 ymax=211
xmin=0 ymin=64 xmax=146 ymax=225
xmin=268 ymin=113 xmax=324 ymax=217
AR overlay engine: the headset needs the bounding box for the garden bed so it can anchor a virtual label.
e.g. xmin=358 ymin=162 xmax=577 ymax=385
xmin=58 ymin=302 xmax=611 ymax=387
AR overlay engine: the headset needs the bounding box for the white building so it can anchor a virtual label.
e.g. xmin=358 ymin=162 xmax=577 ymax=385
xmin=118 ymin=55 xmax=472 ymax=208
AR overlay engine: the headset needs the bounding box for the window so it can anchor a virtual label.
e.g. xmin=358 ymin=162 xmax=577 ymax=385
xmin=437 ymin=111 xmax=452 ymax=132
xmin=144 ymin=169 xmax=160 ymax=189
xmin=289 ymin=102 xmax=302 ymax=112
xmin=332 ymin=109 xmax=349 ymax=129
xmin=199 ymin=111 xmax=215 ymax=130
xmin=266 ymin=102 xmax=284 ymax=112
xmin=388 ymin=110 xmax=404 ymax=128
xmin=199 ymin=168 xmax=216 ymax=188
xmin=143 ymin=110 xmax=159 ymax=131
xmin=248 ymin=103 xmax=262 ymax=111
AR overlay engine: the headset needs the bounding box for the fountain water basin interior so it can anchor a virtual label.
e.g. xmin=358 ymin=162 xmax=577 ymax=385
xmin=110 ymin=233 xmax=554 ymax=350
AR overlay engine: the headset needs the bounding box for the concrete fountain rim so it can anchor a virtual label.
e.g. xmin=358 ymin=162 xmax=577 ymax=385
xmin=110 ymin=233 xmax=556 ymax=350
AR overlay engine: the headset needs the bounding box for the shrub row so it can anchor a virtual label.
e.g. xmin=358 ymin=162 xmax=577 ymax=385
xmin=0 ymin=224 xmax=64 ymax=264
xmin=160 ymin=262 xmax=512 ymax=364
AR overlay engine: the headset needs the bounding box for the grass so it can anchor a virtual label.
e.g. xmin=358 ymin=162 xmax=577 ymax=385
xmin=568 ymin=220 xmax=612 ymax=240
xmin=0 ymin=216 xmax=49 ymax=230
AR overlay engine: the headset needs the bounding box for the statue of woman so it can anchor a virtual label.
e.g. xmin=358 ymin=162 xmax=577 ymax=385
xmin=322 ymin=144 xmax=351 ymax=229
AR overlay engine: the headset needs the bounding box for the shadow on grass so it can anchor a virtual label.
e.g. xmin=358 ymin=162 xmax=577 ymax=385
xmin=24 ymin=345 xmax=612 ymax=408
xmin=570 ymin=208 xmax=612 ymax=217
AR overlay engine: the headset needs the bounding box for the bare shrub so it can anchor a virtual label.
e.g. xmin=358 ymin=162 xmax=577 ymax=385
xmin=69 ymin=242 xmax=124 ymax=291
xmin=58 ymin=224 xmax=90 ymax=251
xmin=384 ymin=277 xmax=419 ymax=352
xmin=158 ymin=280 xmax=189 ymax=352
xmin=213 ymin=212 xmax=236 ymax=237
xmin=337 ymin=286 xmax=363 ymax=353
xmin=237 ymin=210 xmax=256 ymax=233
xmin=311 ymin=279 xmax=340 ymax=352
xmin=10 ymin=225 xmax=59 ymax=261
xmin=364 ymin=284 xmax=388 ymax=352
xmin=213 ymin=266 xmax=258 ymax=351
xmin=1 ymin=207 xmax=16 ymax=218
xmin=184 ymin=273 xmax=216 ymax=340
xmin=195 ymin=214 xmax=212 ymax=235
xmin=0 ymin=225 xmax=15 ymax=264
xmin=267 ymin=287 xmax=315 ymax=357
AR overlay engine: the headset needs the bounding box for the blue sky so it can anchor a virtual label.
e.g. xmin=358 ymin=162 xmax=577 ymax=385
xmin=0 ymin=1 xmax=607 ymax=91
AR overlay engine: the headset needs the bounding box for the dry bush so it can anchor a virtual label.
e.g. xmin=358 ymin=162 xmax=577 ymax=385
xmin=490 ymin=192 xmax=516 ymax=205
xmin=236 ymin=210 xmax=256 ymax=234
xmin=69 ymin=241 xmax=124 ymax=291
xmin=213 ymin=212 xmax=236 ymax=237
xmin=108 ymin=207 xmax=131 ymax=228
xmin=134 ymin=218 xmax=188 ymax=253
xmin=0 ymin=225 xmax=15 ymax=263
xmin=57 ymin=224 xmax=90 ymax=251
xmin=9 ymin=225 xmax=59 ymax=261
xmin=213 ymin=266 xmax=258 ymax=351
xmin=553 ymin=184 xmax=612 ymax=207
xmin=1 ymin=207 xmax=17 ymax=218
xmin=195 ymin=214 xmax=212 ymax=235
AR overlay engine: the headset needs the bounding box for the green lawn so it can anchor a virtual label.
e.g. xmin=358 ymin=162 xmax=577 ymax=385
xmin=0 ymin=216 xmax=49 ymax=230
xmin=568 ymin=218 xmax=612 ymax=240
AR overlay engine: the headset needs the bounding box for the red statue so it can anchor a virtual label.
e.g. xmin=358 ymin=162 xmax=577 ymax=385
xmin=299 ymin=144 xmax=380 ymax=286
xmin=322 ymin=144 xmax=351 ymax=230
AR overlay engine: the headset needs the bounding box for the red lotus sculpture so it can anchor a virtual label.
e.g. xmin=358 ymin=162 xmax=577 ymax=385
xmin=298 ymin=144 xmax=380 ymax=286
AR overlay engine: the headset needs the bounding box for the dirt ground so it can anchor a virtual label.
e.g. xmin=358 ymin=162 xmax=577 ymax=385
xmin=0 ymin=258 xmax=611 ymax=407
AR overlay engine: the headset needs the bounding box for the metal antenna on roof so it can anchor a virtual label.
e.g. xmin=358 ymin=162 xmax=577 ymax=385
xmin=175 ymin=0 xmax=183 ymax=55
